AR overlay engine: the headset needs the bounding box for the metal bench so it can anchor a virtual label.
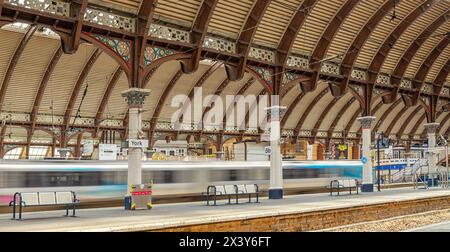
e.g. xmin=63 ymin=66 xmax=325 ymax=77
xmin=203 ymin=184 xmax=259 ymax=205
xmin=9 ymin=191 xmax=80 ymax=220
xmin=329 ymin=179 xmax=359 ymax=196
xmin=236 ymin=184 xmax=260 ymax=203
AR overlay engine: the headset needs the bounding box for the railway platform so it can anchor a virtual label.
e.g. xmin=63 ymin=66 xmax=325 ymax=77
xmin=0 ymin=188 xmax=449 ymax=232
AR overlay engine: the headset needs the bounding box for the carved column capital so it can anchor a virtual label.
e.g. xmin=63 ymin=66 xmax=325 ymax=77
xmin=424 ymin=123 xmax=440 ymax=134
xmin=265 ymin=106 xmax=287 ymax=121
xmin=121 ymin=88 xmax=151 ymax=108
xmin=357 ymin=116 xmax=376 ymax=129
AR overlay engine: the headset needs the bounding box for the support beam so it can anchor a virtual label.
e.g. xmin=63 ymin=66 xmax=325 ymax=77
xmin=0 ymin=125 xmax=5 ymax=158
xmin=294 ymin=88 xmax=329 ymax=139
xmin=180 ymin=0 xmax=219 ymax=74
xmin=179 ymin=62 xmax=223 ymax=123
xmin=61 ymin=0 xmax=88 ymax=54
xmin=312 ymin=97 xmax=340 ymax=139
xmin=307 ymin=0 xmax=359 ymax=92
xmin=148 ymin=70 xmax=183 ymax=146
xmin=357 ymin=116 xmax=376 ymax=192
xmin=225 ymin=0 xmax=271 ymax=81
xmin=202 ymin=78 xmax=230 ymax=123
xmin=389 ymin=10 xmax=450 ymax=102
xmin=75 ymin=133 xmax=82 ymax=158
xmin=275 ymin=0 xmax=318 ymax=95
xmin=397 ymin=106 xmax=422 ymax=139
xmin=337 ymin=0 xmax=394 ymax=103
xmin=222 ymin=77 xmax=257 ymax=131
xmin=62 ymin=49 xmax=102 ymax=145
xmin=327 ymin=96 xmax=356 ymax=139
xmin=367 ymin=0 xmax=439 ymax=104
xmin=266 ymin=105 xmax=286 ymax=199
xmin=280 ymin=92 xmax=305 ymax=128
xmin=30 ymin=46 xmax=63 ymax=139
xmin=0 ymin=25 xmax=37 ymax=112
xmin=385 ymin=105 xmax=409 ymax=137
xmin=133 ymin=0 xmax=157 ymax=89
xmin=122 ymin=88 xmax=150 ymax=209
xmin=0 ymin=0 xmax=3 ymax=17
xmin=245 ymin=89 xmax=267 ymax=131
xmin=412 ymin=35 xmax=450 ymax=106
xmin=373 ymin=99 xmax=402 ymax=134
xmin=94 ymin=67 xmax=123 ymax=137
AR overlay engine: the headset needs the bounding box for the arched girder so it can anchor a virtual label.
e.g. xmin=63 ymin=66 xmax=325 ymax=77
xmin=0 ymin=24 xmax=37 ymax=112
xmin=179 ymin=62 xmax=223 ymax=122
xmin=397 ymin=106 xmax=422 ymax=138
xmin=179 ymin=0 xmax=219 ymax=74
xmin=60 ymin=0 xmax=88 ymax=54
xmin=435 ymin=58 xmax=450 ymax=101
xmin=62 ymin=49 xmax=102 ymax=142
xmin=384 ymin=105 xmax=409 ymax=137
xmin=337 ymin=0 xmax=395 ymax=101
xmin=307 ymin=0 xmax=360 ymax=92
xmin=373 ymin=99 xmax=403 ymax=134
xmin=0 ymin=0 xmax=4 ymax=16
xmin=30 ymin=46 xmax=63 ymax=138
xmin=328 ymin=96 xmax=357 ymax=136
xmin=410 ymin=114 xmax=427 ymax=139
xmin=346 ymin=99 xmax=385 ymax=134
xmin=293 ymin=88 xmax=330 ymax=139
xmin=148 ymin=70 xmax=183 ymax=146
xmin=222 ymin=77 xmax=257 ymax=130
xmin=412 ymin=35 xmax=450 ymax=105
xmin=442 ymin=113 xmax=450 ymax=138
xmin=245 ymin=89 xmax=267 ymax=130
xmin=367 ymin=0 xmax=439 ymax=90
xmin=93 ymin=67 xmax=123 ymax=137
xmin=202 ymin=78 xmax=230 ymax=123
xmin=280 ymin=92 xmax=305 ymax=128
xmin=389 ymin=10 xmax=450 ymax=102
xmin=275 ymin=0 xmax=318 ymax=94
xmin=225 ymin=0 xmax=271 ymax=81
xmin=312 ymin=97 xmax=340 ymax=139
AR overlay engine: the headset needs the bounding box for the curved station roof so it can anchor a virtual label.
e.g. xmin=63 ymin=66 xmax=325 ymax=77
xmin=0 ymin=0 xmax=449 ymax=151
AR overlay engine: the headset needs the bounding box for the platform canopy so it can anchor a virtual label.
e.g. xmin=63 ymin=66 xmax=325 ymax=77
xmin=0 ymin=0 xmax=449 ymax=152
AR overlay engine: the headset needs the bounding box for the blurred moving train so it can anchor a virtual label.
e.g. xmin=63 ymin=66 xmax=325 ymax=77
xmin=0 ymin=160 xmax=363 ymax=204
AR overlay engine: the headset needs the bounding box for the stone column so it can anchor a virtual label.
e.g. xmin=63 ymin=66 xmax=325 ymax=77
xmin=424 ymin=122 xmax=440 ymax=186
xmin=357 ymin=116 xmax=376 ymax=192
xmin=265 ymin=105 xmax=287 ymax=199
xmin=121 ymin=88 xmax=151 ymax=198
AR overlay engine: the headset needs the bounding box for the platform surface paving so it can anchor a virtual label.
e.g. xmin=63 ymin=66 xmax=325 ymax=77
xmin=0 ymin=188 xmax=449 ymax=232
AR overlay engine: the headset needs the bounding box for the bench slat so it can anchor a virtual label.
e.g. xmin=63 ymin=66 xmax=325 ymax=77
xmin=224 ymin=185 xmax=236 ymax=195
xmin=39 ymin=192 xmax=56 ymax=205
xmin=56 ymin=192 xmax=73 ymax=204
xmin=245 ymin=184 xmax=257 ymax=194
xmin=21 ymin=193 xmax=39 ymax=206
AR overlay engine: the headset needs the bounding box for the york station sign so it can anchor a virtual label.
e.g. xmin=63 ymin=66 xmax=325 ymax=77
xmin=127 ymin=139 xmax=149 ymax=148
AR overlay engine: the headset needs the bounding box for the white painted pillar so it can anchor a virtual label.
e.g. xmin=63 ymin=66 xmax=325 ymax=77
xmin=424 ymin=122 xmax=440 ymax=186
xmin=265 ymin=105 xmax=286 ymax=199
xmin=121 ymin=88 xmax=151 ymax=197
xmin=357 ymin=116 xmax=376 ymax=192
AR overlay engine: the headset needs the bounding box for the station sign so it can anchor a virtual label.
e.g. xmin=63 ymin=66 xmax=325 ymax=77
xmin=128 ymin=139 xmax=149 ymax=148
xmin=264 ymin=146 xmax=272 ymax=156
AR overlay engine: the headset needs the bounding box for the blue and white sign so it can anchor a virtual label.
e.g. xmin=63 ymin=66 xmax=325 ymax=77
xmin=264 ymin=146 xmax=272 ymax=156
xmin=361 ymin=156 xmax=368 ymax=164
